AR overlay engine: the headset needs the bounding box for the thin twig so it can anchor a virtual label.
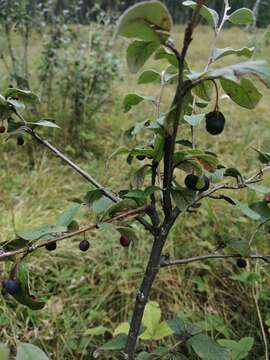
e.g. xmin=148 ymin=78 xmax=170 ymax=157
xmin=160 ymin=253 xmax=270 ymax=267
xmin=0 ymin=206 xmax=149 ymax=260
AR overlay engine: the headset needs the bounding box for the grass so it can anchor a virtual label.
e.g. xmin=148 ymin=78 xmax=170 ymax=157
xmin=0 ymin=24 xmax=270 ymax=359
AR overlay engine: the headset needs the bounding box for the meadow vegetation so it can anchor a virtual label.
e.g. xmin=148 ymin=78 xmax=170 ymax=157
xmin=0 ymin=21 xmax=270 ymax=359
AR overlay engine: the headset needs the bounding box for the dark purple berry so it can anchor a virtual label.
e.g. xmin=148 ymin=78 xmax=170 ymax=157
xmin=120 ymin=236 xmax=131 ymax=248
xmin=136 ymin=155 xmax=146 ymax=161
xmin=17 ymin=136 xmax=24 ymax=146
xmin=185 ymin=174 xmax=199 ymax=191
xmin=200 ymin=176 xmax=210 ymax=192
xmin=0 ymin=125 xmax=5 ymax=133
xmin=79 ymin=240 xmax=90 ymax=252
xmin=237 ymin=258 xmax=247 ymax=268
xmin=2 ymin=279 xmax=20 ymax=295
xmin=46 ymin=241 xmax=57 ymax=251
xmin=205 ymin=111 xmax=225 ymax=135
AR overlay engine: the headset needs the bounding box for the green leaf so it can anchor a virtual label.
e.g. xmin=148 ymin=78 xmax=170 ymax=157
xmin=131 ymin=165 xmax=150 ymax=189
xmin=220 ymin=78 xmax=262 ymax=109
xmin=84 ymin=189 xmax=104 ymax=206
xmin=218 ymin=337 xmax=254 ymax=360
xmin=56 ymin=204 xmax=81 ymax=227
xmin=141 ymin=301 xmax=161 ymax=336
xmin=0 ymin=95 xmax=13 ymax=121
xmin=153 ymin=135 xmax=165 ymax=161
xmin=154 ymin=47 xmax=178 ymax=67
xmin=31 ymin=119 xmax=60 ymax=128
xmin=10 ymin=262 xmax=45 ymax=311
xmin=4 ymin=88 xmax=39 ymax=105
xmin=127 ymin=41 xmax=159 ymax=73
xmin=171 ymin=187 xmax=196 ymax=211
xmin=138 ymin=70 xmax=161 ymax=84
xmin=100 ymin=334 xmax=127 ymax=351
xmin=84 ymin=326 xmax=110 ymax=336
xmin=140 ymin=321 xmax=173 ymax=340
xmin=230 ymin=271 xmax=260 ymax=285
xmin=106 ymin=199 xmax=138 ymax=217
xmin=226 ymin=239 xmax=249 ymax=257
xmin=16 ymin=343 xmax=49 ymax=360
xmin=0 ymin=344 xmax=9 ymax=360
xmin=116 ymin=1 xmax=172 ymax=41
xmin=92 ymin=196 xmax=114 ymax=215
xmin=124 ymin=93 xmax=156 ymax=113
xmin=113 ymin=322 xmax=130 ymax=336
xmin=253 ymin=148 xmax=270 ymax=164
xmin=212 ymin=47 xmax=254 ymax=62
xmin=206 ymin=61 xmax=270 ymax=88
xmin=17 ymin=224 xmax=65 ymax=242
xmin=250 ymin=201 xmax=270 ymax=221
xmin=231 ymin=199 xmax=261 ymax=220
xmin=184 ymin=113 xmax=206 ymax=127
xmin=192 ymin=80 xmax=213 ymax=101
xmin=229 ymin=8 xmax=255 ymax=25
xmin=247 ymin=184 xmax=270 ymax=194
xmin=183 ymin=1 xmax=219 ymax=29
xmin=188 ymin=334 xmax=229 ymax=360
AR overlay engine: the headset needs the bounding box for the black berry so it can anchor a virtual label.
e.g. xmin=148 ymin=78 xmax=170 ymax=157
xmin=2 ymin=279 xmax=20 ymax=295
xmin=200 ymin=176 xmax=210 ymax=192
xmin=205 ymin=111 xmax=225 ymax=135
xmin=136 ymin=155 xmax=146 ymax=161
xmin=17 ymin=136 xmax=24 ymax=146
xmin=79 ymin=240 xmax=90 ymax=252
xmin=120 ymin=236 xmax=131 ymax=247
xmin=46 ymin=241 xmax=57 ymax=251
xmin=237 ymin=258 xmax=247 ymax=268
xmin=185 ymin=174 xmax=199 ymax=191
xmin=0 ymin=125 xmax=5 ymax=133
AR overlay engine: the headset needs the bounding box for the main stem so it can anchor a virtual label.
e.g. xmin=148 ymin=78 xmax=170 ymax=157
xmin=123 ymin=3 xmax=204 ymax=358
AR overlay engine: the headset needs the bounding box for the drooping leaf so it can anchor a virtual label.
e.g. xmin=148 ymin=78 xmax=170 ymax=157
xmin=206 ymin=61 xmax=270 ymax=88
xmin=231 ymin=199 xmax=261 ymax=220
xmin=253 ymin=148 xmax=270 ymax=164
xmin=188 ymin=334 xmax=229 ymax=360
xmin=127 ymin=40 xmax=160 ymax=73
xmin=56 ymin=204 xmax=81 ymax=227
xmin=16 ymin=343 xmax=49 ymax=360
xmin=171 ymin=187 xmax=196 ymax=211
xmin=131 ymin=165 xmax=150 ymax=189
xmin=10 ymin=262 xmax=45 ymax=310
xmin=183 ymin=1 xmax=219 ymax=29
xmin=154 ymin=47 xmax=178 ymax=67
xmin=92 ymin=196 xmax=115 ymax=215
xmin=0 ymin=96 xmax=13 ymax=121
xmin=226 ymin=239 xmax=250 ymax=257
xmin=31 ymin=119 xmax=60 ymax=128
xmin=4 ymin=88 xmax=39 ymax=104
xmin=115 ymin=1 xmax=172 ymax=42
xmin=84 ymin=189 xmax=104 ymax=206
xmin=212 ymin=47 xmax=254 ymax=62
xmin=138 ymin=69 xmax=161 ymax=84
xmin=250 ymin=201 xmax=270 ymax=221
xmin=220 ymin=78 xmax=262 ymax=109
xmin=124 ymin=93 xmax=156 ymax=113
xmin=247 ymin=184 xmax=270 ymax=194
xmin=105 ymin=199 xmax=138 ymax=217
xmin=17 ymin=224 xmax=65 ymax=242
xmin=99 ymin=334 xmax=127 ymax=351
xmin=192 ymin=80 xmax=213 ymax=101
xmin=228 ymin=8 xmax=255 ymax=25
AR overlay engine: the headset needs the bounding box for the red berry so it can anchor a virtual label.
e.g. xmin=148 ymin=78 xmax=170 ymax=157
xmin=46 ymin=241 xmax=57 ymax=251
xmin=120 ymin=236 xmax=131 ymax=247
xmin=264 ymin=194 xmax=270 ymax=203
xmin=79 ymin=240 xmax=90 ymax=252
xmin=0 ymin=125 xmax=5 ymax=133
